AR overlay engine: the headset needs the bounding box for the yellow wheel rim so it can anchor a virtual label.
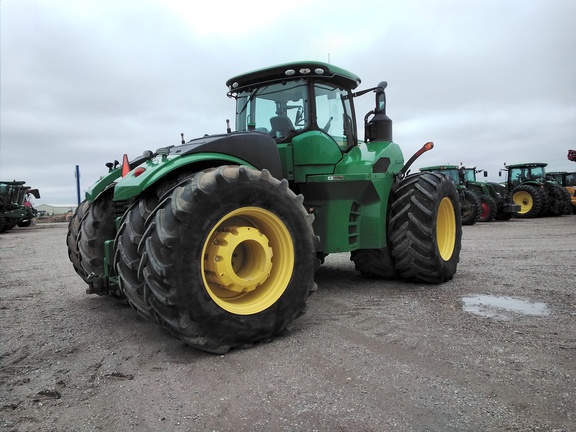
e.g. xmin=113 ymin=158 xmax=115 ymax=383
xmin=202 ymin=207 xmax=294 ymax=315
xmin=436 ymin=197 xmax=456 ymax=261
xmin=513 ymin=191 xmax=533 ymax=214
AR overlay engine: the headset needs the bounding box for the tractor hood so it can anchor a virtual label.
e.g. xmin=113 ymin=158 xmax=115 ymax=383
xmin=168 ymin=131 xmax=282 ymax=179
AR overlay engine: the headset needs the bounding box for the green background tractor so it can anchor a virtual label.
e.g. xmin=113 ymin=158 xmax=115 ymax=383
xmin=419 ymin=165 xmax=482 ymax=225
xmin=67 ymin=61 xmax=462 ymax=353
xmin=500 ymin=162 xmax=572 ymax=218
xmin=0 ymin=181 xmax=40 ymax=232
xmin=461 ymin=167 xmax=520 ymax=221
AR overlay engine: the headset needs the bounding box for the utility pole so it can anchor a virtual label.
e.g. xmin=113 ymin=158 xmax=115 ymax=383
xmin=75 ymin=165 xmax=81 ymax=206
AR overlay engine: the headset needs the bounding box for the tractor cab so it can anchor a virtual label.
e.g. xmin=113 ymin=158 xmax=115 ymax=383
xmin=505 ymin=163 xmax=547 ymax=187
xmin=227 ymin=62 xmax=360 ymax=152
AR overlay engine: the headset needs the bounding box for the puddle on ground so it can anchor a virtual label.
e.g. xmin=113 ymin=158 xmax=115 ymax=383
xmin=462 ymin=294 xmax=550 ymax=320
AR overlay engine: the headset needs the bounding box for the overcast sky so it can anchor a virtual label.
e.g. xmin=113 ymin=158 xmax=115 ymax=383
xmin=1 ymin=0 xmax=575 ymax=206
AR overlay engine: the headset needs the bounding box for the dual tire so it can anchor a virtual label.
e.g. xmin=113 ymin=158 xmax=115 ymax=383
xmin=352 ymin=172 xmax=462 ymax=284
xmin=117 ymin=166 xmax=318 ymax=353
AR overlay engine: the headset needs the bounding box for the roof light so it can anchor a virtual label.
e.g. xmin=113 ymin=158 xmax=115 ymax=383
xmin=299 ymin=68 xmax=311 ymax=74
xmin=284 ymin=69 xmax=295 ymax=76
xmin=314 ymin=68 xmax=325 ymax=74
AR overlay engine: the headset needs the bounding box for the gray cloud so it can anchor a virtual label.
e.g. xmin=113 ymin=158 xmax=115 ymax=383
xmin=1 ymin=0 xmax=575 ymax=205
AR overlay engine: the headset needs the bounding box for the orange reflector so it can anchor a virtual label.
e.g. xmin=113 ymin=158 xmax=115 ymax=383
xmin=424 ymin=141 xmax=434 ymax=151
xmin=133 ymin=167 xmax=146 ymax=177
xmin=121 ymin=154 xmax=130 ymax=177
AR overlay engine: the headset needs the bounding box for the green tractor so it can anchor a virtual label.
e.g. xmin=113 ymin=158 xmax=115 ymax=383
xmin=460 ymin=166 xmax=520 ymax=221
xmin=500 ymin=162 xmax=572 ymax=218
xmin=546 ymin=171 xmax=576 ymax=214
xmin=419 ymin=165 xmax=482 ymax=225
xmin=0 ymin=181 xmax=41 ymax=232
xmin=67 ymin=61 xmax=462 ymax=353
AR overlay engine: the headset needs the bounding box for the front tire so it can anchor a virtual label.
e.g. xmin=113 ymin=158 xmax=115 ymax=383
xmin=389 ymin=172 xmax=462 ymax=283
xmin=66 ymin=200 xmax=91 ymax=280
xmin=77 ymin=188 xmax=117 ymax=294
xmin=115 ymin=170 xmax=197 ymax=322
xmin=139 ymin=166 xmax=318 ymax=353
xmin=461 ymin=189 xmax=481 ymax=225
xmin=478 ymin=195 xmax=497 ymax=222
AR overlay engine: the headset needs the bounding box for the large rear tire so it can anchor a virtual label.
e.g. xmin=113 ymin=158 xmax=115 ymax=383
xmin=139 ymin=166 xmax=318 ymax=353
xmin=512 ymin=184 xmax=542 ymax=218
xmin=544 ymin=183 xmax=572 ymax=216
xmin=389 ymin=172 xmax=462 ymax=283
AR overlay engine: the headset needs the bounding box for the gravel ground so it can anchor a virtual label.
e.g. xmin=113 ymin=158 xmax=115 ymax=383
xmin=1 ymin=216 xmax=575 ymax=431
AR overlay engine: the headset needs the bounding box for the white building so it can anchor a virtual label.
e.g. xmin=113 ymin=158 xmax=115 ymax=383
xmin=36 ymin=204 xmax=77 ymax=216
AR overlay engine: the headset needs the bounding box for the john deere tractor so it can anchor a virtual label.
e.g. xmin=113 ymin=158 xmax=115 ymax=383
xmin=0 ymin=181 xmax=40 ymax=232
xmin=67 ymin=61 xmax=462 ymax=353
xmin=547 ymin=171 xmax=576 ymax=214
xmin=500 ymin=162 xmax=572 ymax=217
xmin=460 ymin=166 xmax=520 ymax=221
xmin=419 ymin=165 xmax=482 ymax=225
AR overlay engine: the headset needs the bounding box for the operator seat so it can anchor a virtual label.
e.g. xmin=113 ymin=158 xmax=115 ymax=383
xmin=270 ymin=115 xmax=295 ymax=139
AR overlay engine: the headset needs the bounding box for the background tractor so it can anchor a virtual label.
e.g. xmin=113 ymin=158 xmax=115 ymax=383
xmin=419 ymin=165 xmax=482 ymax=225
xmin=546 ymin=171 xmax=576 ymax=214
xmin=67 ymin=61 xmax=462 ymax=353
xmin=460 ymin=166 xmax=520 ymax=221
xmin=500 ymin=162 xmax=572 ymax=218
xmin=0 ymin=181 xmax=40 ymax=233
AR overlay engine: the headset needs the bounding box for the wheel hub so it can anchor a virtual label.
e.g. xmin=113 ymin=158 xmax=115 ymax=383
xmin=204 ymin=226 xmax=273 ymax=294
xmin=514 ymin=191 xmax=532 ymax=213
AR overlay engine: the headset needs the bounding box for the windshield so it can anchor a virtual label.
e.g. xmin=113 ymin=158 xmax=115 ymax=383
xmin=509 ymin=166 xmax=545 ymax=186
xmin=463 ymin=169 xmax=476 ymax=182
xmin=234 ymin=80 xmax=308 ymax=140
xmin=233 ymin=79 xmax=356 ymax=149
xmin=428 ymin=169 xmax=460 ymax=184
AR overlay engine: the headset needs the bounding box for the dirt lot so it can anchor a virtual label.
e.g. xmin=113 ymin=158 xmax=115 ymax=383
xmin=1 ymin=216 xmax=575 ymax=431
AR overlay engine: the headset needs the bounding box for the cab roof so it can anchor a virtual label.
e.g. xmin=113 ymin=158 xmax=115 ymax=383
xmin=226 ymin=61 xmax=361 ymax=93
xmin=506 ymin=163 xmax=548 ymax=169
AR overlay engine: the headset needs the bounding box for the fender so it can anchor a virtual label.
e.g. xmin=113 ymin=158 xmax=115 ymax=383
xmin=85 ymin=170 xmax=122 ymax=201
xmin=113 ymin=132 xmax=283 ymax=202
xmin=85 ymin=152 xmax=160 ymax=201
xmin=519 ymin=180 xmax=545 ymax=188
xmin=113 ymin=152 xmax=255 ymax=201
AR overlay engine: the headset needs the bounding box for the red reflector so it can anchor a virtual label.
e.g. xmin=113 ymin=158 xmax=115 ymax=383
xmin=121 ymin=154 xmax=130 ymax=177
xmin=133 ymin=167 xmax=146 ymax=177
